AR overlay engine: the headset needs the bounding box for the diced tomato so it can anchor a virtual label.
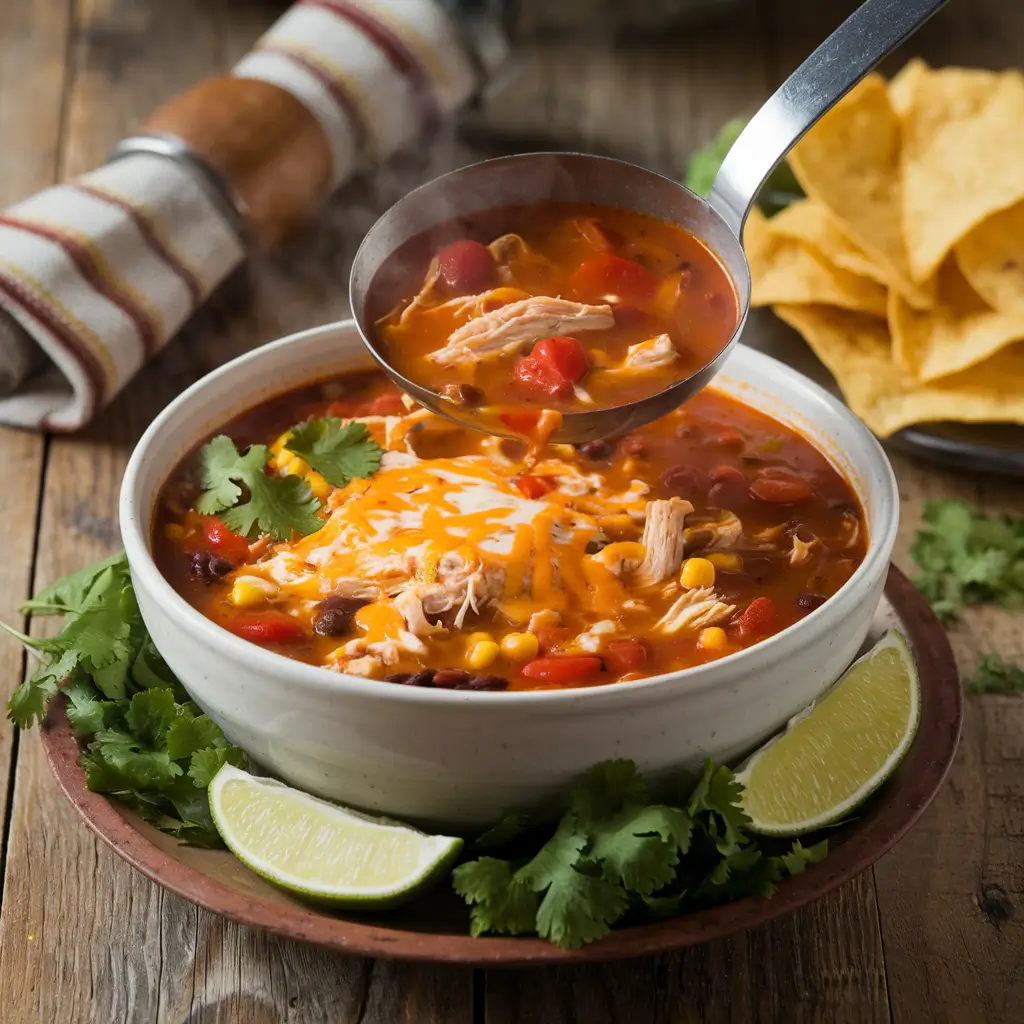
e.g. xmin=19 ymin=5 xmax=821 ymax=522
xmin=570 ymin=253 xmax=660 ymax=305
xmin=731 ymin=597 xmax=775 ymax=641
xmin=534 ymin=626 xmax=573 ymax=653
xmin=228 ymin=612 xmax=308 ymax=645
xmin=203 ymin=518 xmax=250 ymax=562
xmin=514 ymin=336 xmax=589 ymax=398
xmin=365 ymin=392 xmax=407 ymax=416
xmin=749 ymin=470 xmax=813 ymax=504
xmin=521 ymin=655 xmax=604 ymax=684
xmin=713 ymin=429 xmax=745 ymax=448
xmin=709 ymin=464 xmax=746 ymax=484
xmin=516 ymin=475 xmax=552 ymax=500
xmin=500 ymin=409 xmax=542 ymax=435
xmin=436 ymin=240 xmax=495 ymax=294
xmin=603 ymin=638 xmax=650 ymax=674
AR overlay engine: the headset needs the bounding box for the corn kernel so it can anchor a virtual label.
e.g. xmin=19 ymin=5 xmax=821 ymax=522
xmin=283 ymin=456 xmax=311 ymax=478
xmin=707 ymin=552 xmax=742 ymax=573
xmin=680 ymin=557 xmax=716 ymax=589
xmin=501 ymin=632 xmax=540 ymax=661
xmin=466 ymin=631 xmax=492 ymax=648
xmin=305 ymin=470 xmax=331 ymax=501
xmin=164 ymin=524 xmax=186 ymax=542
xmin=230 ymin=575 xmax=279 ymax=608
xmin=699 ymin=626 xmax=728 ymax=652
xmin=467 ymin=640 xmax=500 ymax=670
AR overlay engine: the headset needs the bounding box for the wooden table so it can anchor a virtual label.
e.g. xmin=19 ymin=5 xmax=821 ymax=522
xmin=0 ymin=0 xmax=1021 ymax=1020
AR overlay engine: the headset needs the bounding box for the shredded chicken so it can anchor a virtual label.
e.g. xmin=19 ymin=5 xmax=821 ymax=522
xmin=395 ymin=258 xmax=441 ymax=325
xmin=635 ymin=498 xmax=693 ymax=586
xmin=624 ymin=334 xmax=679 ymax=371
xmin=393 ymin=589 xmax=447 ymax=637
xmin=592 ymin=542 xmax=645 ymax=578
xmin=790 ymin=535 xmax=820 ymax=566
xmin=684 ymin=512 xmax=744 ymax=555
xmin=575 ymin=619 xmax=618 ymax=652
xmin=430 ymin=297 xmax=614 ymax=367
xmin=839 ymin=512 xmax=861 ymax=550
xmin=528 ymin=609 xmax=562 ymax=633
xmin=655 ymin=586 xmax=736 ymax=634
xmin=342 ymin=655 xmax=382 ymax=678
xmin=325 ymin=578 xmax=380 ymax=601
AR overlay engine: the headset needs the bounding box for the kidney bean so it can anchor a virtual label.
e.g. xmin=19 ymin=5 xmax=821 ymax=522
xmin=385 ymin=673 xmax=413 ymax=684
xmin=749 ymin=470 xmax=813 ymax=504
xmin=731 ymin=597 xmax=775 ymax=641
xmin=437 ymin=240 xmax=495 ymax=294
xmin=620 ymin=436 xmax=647 ymax=456
xmin=407 ymin=670 xmax=436 ymax=687
xmin=431 ymin=669 xmax=472 ymax=688
xmin=312 ymin=595 xmax=369 ymax=637
xmin=661 ymin=465 xmax=705 ymax=496
xmin=456 ymin=675 xmax=509 ymax=691
xmin=603 ymin=638 xmax=650 ymax=674
xmin=189 ymin=550 xmax=232 ymax=585
xmin=796 ymin=593 xmax=827 ymax=611
xmin=576 ymin=438 xmax=613 ymax=460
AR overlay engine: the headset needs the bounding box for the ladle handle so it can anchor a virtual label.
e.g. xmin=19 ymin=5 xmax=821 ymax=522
xmin=707 ymin=0 xmax=950 ymax=236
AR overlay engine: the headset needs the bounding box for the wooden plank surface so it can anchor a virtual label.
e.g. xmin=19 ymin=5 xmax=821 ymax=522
xmin=0 ymin=0 xmax=1021 ymax=1021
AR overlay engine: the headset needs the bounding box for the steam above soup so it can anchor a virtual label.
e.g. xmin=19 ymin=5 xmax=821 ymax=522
xmin=367 ymin=202 xmax=739 ymax=427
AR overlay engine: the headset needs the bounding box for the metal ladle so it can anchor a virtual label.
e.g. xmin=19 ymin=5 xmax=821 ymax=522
xmin=350 ymin=0 xmax=949 ymax=444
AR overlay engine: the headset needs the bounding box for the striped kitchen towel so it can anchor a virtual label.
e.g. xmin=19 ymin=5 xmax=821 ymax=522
xmin=0 ymin=0 xmax=494 ymax=431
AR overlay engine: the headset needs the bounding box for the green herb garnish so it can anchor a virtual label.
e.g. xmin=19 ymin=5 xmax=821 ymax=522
xmin=284 ymin=417 xmax=384 ymax=488
xmin=453 ymin=758 xmax=827 ymax=949
xmin=910 ymin=499 xmax=1024 ymax=622
xmin=196 ymin=434 xmax=323 ymax=541
xmin=4 ymin=552 xmax=245 ymax=846
xmin=966 ymin=655 xmax=1024 ymax=694
xmin=684 ymin=117 xmax=804 ymax=215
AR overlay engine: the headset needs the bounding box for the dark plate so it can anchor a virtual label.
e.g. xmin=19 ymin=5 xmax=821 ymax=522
xmin=746 ymin=309 xmax=1024 ymax=478
xmin=40 ymin=566 xmax=961 ymax=966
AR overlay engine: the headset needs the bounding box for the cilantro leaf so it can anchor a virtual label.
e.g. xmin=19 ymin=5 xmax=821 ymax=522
xmin=195 ymin=435 xmax=323 ymax=542
xmin=166 ymin=711 xmax=225 ymax=761
xmin=910 ymin=499 xmax=1024 ymax=621
xmin=188 ymin=746 xmax=244 ymax=787
xmin=589 ymin=804 xmax=693 ymax=895
xmin=21 ymin=550 xmax=127 ymax=616
xmin=87 ymin=728 xmax=184 ymax=790
xmin=64 ymin=678 xmax=121 ymax=737
xmin=7 ymin=650 xmax=77 ymax=728
xmin=472 ymin=812 xmax=536 ymax=852
xmin=284 ymin=418 xmax=384 ymax=488
xmin=686 ymin=759 xmax=751 ymax=855
xmin=452 ymin=858 xmax=540 ymax=937
xmin=966 ymin=655 xmax=1024 ymax=694
xmin=778 ymin=838 xmax=829 ymax=876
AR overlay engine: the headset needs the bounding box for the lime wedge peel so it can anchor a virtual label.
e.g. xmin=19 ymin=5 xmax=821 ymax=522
xmin=208 ymin=764 xmax=463 ymax=908
xmin=736 ymin=629 xmax=921 ymax=837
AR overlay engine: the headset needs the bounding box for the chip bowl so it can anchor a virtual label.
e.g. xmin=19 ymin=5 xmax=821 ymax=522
xmin=119 ymin=320 xmax=898 ymax=829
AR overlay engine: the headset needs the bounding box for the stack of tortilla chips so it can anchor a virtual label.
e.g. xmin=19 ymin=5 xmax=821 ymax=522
xmin=745 ymin=60 xmax=1024 ymax=437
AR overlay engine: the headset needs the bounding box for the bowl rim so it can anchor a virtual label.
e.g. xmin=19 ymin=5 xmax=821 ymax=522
xmin=119 ymin=319 xmax=900 ymax=709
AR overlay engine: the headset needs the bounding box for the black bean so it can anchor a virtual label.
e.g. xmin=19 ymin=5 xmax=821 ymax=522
xmin=576 ymin=438 xmax=613 ymax=460
xmin=188 ymin=550 xmax=232 ymax=585
xmin=456 ymin=675 xmax=509 ymax=691
xmin=312 ymin=595 xmax=368 ymax=637
xmin=796 ymin=592 xmax=827 ymax=611
xmin=440 ymin=382 xmax=483 ymax=407
xmin=407 ymin=671 xmax=436 ymax=688
xmin=431 ymin=669 xmax=472 ymax=688
xmin=385 ymin=673 xmax=413 ymax=684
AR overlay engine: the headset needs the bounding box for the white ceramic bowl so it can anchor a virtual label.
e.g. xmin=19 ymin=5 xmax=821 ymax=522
xmin=120 ymin=320 xmax=898 ymax=829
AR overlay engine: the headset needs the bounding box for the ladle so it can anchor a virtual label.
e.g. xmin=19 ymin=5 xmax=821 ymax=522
xmin=351 ymin=0 xmax=949 ymax=443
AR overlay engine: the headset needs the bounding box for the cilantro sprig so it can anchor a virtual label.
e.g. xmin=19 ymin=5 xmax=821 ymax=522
xmin=196 ymin=435 xmax=322 ymax=541
xmin=910 ymin=499 xmax=1024 ymax=622
xmin=195 ymin=418 xmax=383 ymax=542
xmin=453 ymin=759 xmax=827 ymax=949
xmin=284 ymin=417 xmax=384 ymax=488
xmin=966 ymin=655 xmax=1024 ymax=694
xmin=4 ymin=552 xmax=245 ymax=846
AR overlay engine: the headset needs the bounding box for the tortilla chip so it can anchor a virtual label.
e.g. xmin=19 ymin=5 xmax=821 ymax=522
xmin=767 ymin=200 xmax=888 ymax=287
xmin=955 ymin=199 xmax=1024 ymax=314
xmin=744 ymin=207 xmax=887 ymax=316
xmin=887 ymin=58 xmax=931 ymax=118
xmin=889 ymin=257 xmax=1024 ymax=381
xmin=900 ymin=68 xmax=1024 ymax=283
xmin=788 ymin=75 xmax=933 ymax=310
xmin=775 ymin=304 xmax=1024 ymax=436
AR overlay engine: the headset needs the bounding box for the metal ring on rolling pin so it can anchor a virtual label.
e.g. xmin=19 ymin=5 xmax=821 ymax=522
xmin=107 ymin=134 xmax=251 ymax=247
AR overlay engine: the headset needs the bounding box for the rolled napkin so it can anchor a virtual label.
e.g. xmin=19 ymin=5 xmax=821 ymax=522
xmin=0 ymin=0 xmax=501 ymax=431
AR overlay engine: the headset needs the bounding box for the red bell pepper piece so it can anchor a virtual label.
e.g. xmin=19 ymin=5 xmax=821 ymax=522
xmin=203 ymin=518 xmax=250 ymax=562
xmin=570 ymin=253 xmax=659 ymax=305
xmin=229 ymin=612 xmax=308 ymax=645
xmin=520 ymin=655 xmax=604 ymax=684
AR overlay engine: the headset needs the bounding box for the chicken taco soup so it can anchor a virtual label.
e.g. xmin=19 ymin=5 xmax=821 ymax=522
xmin=153 ymin=370 xmax=867 ymax=692
xmin=367 ymin=202 xmax=739 ymax=428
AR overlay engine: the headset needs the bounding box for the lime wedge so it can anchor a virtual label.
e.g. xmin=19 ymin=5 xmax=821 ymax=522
xmin=208 ymin=765 xmax=463 ymax=907
xmin=736 ymin=629 xmax=920 ymax=836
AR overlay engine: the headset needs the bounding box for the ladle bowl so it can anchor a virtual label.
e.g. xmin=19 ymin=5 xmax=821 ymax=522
xmin=350 ymin=0 xmax=949 ymax=443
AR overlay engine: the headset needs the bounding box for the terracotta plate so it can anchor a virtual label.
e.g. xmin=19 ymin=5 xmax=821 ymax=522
xmin=41 ymin=566 xmax=961 ymax=966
